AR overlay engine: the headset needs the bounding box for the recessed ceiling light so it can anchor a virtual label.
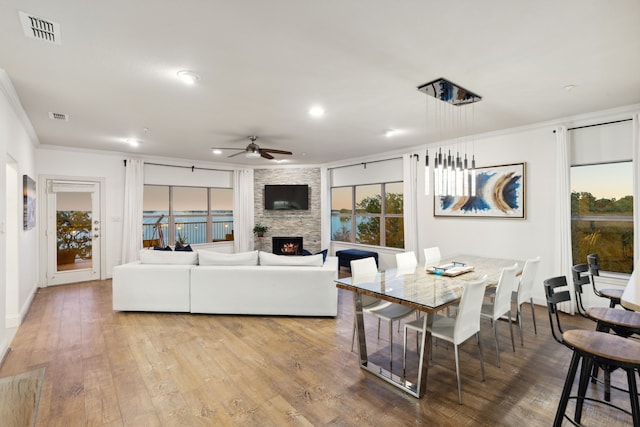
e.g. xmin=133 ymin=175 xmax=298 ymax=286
xmin=212 ymin=149 xmax=222 ymax=155
xmin=309 ymin=106 xmax=325 ymax=117
xmin=126 ymin=138 xmax=140 ymax=147
xmin=564 ymin=84 xmax=576 ymax=92
xmin=177 ymin=70 xmax=200 ymax=85
xmin=385 ymin=129 xmax=400 ymax=138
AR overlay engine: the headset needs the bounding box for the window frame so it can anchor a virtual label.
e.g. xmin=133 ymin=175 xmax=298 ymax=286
xmin=143 ymin=184 xmax=233 ymax=246
xmin=330 ymin=181 xmax=404 ymax=249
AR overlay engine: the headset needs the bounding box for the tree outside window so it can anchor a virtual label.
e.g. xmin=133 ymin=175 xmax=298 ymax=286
xmin=331 ymin=182 xmax=404 ymax=248
xmin=571 ymin=162 xmax=633 ymax=273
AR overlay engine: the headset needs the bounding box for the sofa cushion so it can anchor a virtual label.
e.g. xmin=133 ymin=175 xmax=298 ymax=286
xmin=139 ymin=249 xmax=198 ymax=265
xmin=198 ymin=250 xmax=259 ymax=266
xmin=259 ymin=251 xmax=323 ymax=267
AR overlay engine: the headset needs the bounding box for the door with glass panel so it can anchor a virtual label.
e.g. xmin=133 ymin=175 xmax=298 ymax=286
xmin=46 ymin=180 xmax=101 ymax=285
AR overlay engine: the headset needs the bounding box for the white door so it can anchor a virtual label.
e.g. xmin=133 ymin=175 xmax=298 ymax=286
xmin=46 ymin=180 xmax=101 ymax=285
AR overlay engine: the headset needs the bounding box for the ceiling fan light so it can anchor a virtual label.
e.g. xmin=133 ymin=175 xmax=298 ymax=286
xmin=177 ymin=70 xmax=200 ymax=85
xmin=245 ymin=150 xmax=261 ymax=158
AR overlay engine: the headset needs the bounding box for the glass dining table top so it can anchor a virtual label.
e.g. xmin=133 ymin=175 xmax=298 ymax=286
xmin=335 ymin=254 xmax=523 ymax=312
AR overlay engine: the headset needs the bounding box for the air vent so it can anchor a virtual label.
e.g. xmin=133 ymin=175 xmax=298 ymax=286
xmin=19 ymin=11 xmax=61 ymax=45
xmin=48 ymin=112 xmax=69 ymax=121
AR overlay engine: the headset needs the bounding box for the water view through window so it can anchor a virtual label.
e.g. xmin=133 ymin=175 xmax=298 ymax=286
xmin=571 ymin=162 xmax=633 ymax=274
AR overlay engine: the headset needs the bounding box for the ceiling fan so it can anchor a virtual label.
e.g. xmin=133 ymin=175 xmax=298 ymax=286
xmin=212 ymin=135 xmax=293 ymax=160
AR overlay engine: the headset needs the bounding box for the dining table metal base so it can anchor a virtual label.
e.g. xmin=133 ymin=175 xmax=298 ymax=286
xmin=353 ymin=292 xmax=432 ymax=398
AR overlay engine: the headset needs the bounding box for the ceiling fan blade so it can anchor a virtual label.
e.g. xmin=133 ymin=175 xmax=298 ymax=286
xmin=211 ymin=147 xmax=245 ymax=151
xmin=260 ymin=151 xmax=274 ymax=160
xmin=260 ymin=148 xmax=292 ymax=155
xmin=228 ymin=151 xmax=246 ymax=158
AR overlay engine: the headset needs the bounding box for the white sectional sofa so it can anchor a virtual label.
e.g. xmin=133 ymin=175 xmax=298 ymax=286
xmin=112 ymin=249 xmax=339 ymax=317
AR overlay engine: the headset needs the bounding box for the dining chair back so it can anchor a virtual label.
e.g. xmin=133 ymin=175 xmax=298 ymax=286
xmin=396 ymin=251 xmax=418 ymax=275
xmin=453 ymin=275 xmax=489 ymax=345
xmin=512 ymin=255 xmax=541 ymax=345
xmin=423 ymin=247 xmax=441 ymax=269
xmin=350 ymin=257 xmax=378 ymax=285
xmin=481 ymin=263 xmax=518 ymax=366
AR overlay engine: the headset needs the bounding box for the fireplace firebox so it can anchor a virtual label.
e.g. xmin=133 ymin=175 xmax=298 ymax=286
xmin=272 ymin=236 xmax=303 ymax=256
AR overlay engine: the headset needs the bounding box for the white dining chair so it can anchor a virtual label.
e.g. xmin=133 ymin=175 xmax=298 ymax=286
xmin=396 ymin=251 xmax=418 ymax=275
xmin=350 ymin=257 xmax=415 ymax=365
xmin=423 ymin=247 xmax=441 ymax=269
xmin=403 ymin=275 xmax=488 ymax=404
xmin=512 ymin=256 xmax=540 ymax=346
xmin=480 ymin=263 xmax=518 ymax=367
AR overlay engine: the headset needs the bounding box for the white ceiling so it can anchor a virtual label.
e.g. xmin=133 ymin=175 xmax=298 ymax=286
xmin=1 ymin=0 xmax=639 ymax=166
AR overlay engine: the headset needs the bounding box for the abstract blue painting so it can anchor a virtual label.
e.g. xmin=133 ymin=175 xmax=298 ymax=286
xmin=434 ymin=163 xmax=525 ymax=218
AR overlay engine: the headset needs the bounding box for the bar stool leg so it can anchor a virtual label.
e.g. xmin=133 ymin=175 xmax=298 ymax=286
xmin=628 ymin=367 xmax=640 ymax=426
xmin=554 ymin=351 xmax=582 ymax=427
xmin=575 ymin=355 xmax=593 ymax=424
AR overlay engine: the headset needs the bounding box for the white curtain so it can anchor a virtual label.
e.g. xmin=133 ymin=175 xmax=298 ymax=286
xmin=320 ymin=167 xmax=331 ymax=251
xmin=233 ymin=168 xmax=254 ymax=253
xmin=403 ymin=154 xmax=419 ymax=257
xmin=633 ymin=113 xmax=640 ymax=264
xmin=121 ymin=159 xmax=144 ymax=264
xmin=554 ymin=126 xmax=574 ymax=313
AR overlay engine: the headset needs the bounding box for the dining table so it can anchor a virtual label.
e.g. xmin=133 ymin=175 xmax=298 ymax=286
xmin=335 ymin=254 xmax=524 ymax=398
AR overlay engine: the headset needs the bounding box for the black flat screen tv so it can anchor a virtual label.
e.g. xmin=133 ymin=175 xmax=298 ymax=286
xmin=264 ymin=185 xmax=309 ymax=210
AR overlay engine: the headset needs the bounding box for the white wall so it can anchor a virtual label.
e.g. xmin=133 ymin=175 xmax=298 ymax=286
xmin=0 ymin=70 xmax=38 ymax=360
xmin=35 ymin=148 xmax=126 ymax=279
xmin=417 ymin=126 xmax=556 ymax=305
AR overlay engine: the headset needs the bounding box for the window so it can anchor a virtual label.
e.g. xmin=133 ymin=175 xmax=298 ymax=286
xmin=571 ymin=161 xmax=633 ymax=274
xmin=143 ymin=185 xmax=233 ymax=246
xmin=331 ymin=182 xmax=404 ymax=248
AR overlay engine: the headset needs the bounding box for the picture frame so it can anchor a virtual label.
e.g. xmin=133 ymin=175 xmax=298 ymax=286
xmin=434 ymin=162 xmax=525 ymax=218
xmin=23 ymin=174 xmax=36 ymax=230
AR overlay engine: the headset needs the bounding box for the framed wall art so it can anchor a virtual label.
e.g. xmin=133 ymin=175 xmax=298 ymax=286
xmin=23 ymin=174 xmax=36 ymax=230
xmin=434 ymin=162 xmax=525 ymax=218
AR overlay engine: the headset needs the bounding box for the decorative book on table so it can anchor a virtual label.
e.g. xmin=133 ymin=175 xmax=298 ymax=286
xmin=426 ymin=262 xmax=474 ymax=277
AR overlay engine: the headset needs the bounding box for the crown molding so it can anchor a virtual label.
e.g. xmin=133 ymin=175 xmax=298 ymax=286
xmin=0 ymin=69 xmax=40 ymax=146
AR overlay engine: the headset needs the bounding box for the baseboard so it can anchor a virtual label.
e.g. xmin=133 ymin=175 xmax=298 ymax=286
xmin=5 ymin=315 xmax=19 ymax=329
xmin=0 ymin=338 xmax=10 ymax=368
xmin=19 ymin=285 xmax=37 ymax=324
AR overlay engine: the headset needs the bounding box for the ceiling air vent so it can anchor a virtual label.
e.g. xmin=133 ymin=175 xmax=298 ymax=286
xmin=19 ymin=11 xmax=61 ymax=45
xmin=48 ymin=112 xmax=69 ymax=121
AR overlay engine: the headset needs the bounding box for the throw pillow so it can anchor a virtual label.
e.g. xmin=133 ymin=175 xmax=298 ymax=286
xmin=139 ymin=249 xmax=198 ymax=265
xmin=175 ymin=242 xmax=193 ymax=252
xmin=259 ymin=251 xmax=323 ymax=267
xmin=153 ymin=245 xmax=172 ymax=251
xmin=197 ymin=250 xmax=259 ymax=266
xmin=315 ymin=249 xmax=328 ymax=262
xmin=302 ymin=249 xmax=312 ymax=256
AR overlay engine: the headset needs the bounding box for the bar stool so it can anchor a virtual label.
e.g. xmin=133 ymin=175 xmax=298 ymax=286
xmin=587 ymin=253 xmax=625 ymax=308
xmin=545 ymin=275 xmax=640 ymax=426
xmin=572 ymin=263 xmax=640 ymax=401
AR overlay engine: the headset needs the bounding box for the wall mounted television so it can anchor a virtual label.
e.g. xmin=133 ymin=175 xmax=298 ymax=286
xmin=264 ymin=185 xmax=309 ymax=210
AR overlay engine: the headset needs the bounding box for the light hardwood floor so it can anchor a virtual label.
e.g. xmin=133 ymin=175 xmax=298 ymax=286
xmin=0 ymin=277 xmax=635 ymax=426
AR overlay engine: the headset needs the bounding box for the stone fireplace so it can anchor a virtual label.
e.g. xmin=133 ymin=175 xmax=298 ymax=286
xmin=272 ymin=236 xmax=303 ymax=256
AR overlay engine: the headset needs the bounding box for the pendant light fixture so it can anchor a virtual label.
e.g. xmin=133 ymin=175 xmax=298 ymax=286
xmin=418 ymin=78 xmax=481 ymax=197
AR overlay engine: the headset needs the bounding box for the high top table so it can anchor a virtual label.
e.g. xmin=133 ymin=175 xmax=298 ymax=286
xmin=335 ymin=254 xmax=523 ymax=398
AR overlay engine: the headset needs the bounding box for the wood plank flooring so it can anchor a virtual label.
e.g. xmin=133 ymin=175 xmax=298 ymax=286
xmin=0 ymin=277 xmax=635 ymax=426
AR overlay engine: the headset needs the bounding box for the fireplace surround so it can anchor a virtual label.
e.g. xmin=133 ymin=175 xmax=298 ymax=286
xmin=272 ymin=236 xmax=303 ymax=255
